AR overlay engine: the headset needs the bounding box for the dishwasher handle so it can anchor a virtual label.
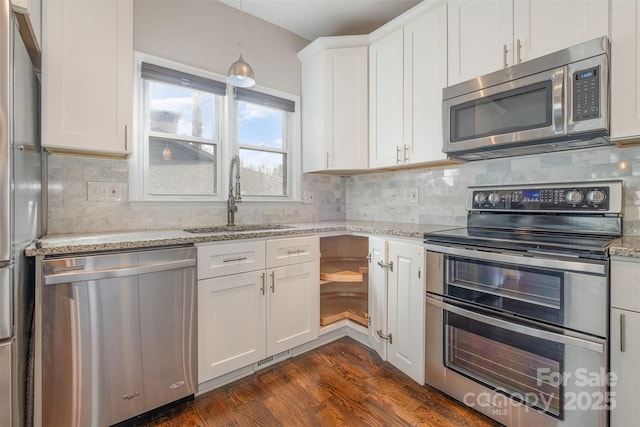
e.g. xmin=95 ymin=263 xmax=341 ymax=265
xmin=44 ymin=259 xmax=196 ymax=285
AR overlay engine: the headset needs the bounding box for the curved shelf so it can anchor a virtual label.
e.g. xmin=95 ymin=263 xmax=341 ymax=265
xmin=320 ymin=257 xmax=368 ymax=283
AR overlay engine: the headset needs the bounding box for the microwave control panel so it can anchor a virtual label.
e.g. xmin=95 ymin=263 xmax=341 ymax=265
xmin=573 ymin=66 xmax=600 ymax=121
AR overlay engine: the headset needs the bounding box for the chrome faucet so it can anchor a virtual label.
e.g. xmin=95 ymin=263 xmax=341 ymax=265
xmin=227 ymin=155 xmax=242 ymax=226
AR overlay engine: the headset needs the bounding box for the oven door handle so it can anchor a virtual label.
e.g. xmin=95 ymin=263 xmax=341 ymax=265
xmin=425 ymin=243 xmax=605 ymax=275
xmin=429 ymin=297 xmax=605 ymax=354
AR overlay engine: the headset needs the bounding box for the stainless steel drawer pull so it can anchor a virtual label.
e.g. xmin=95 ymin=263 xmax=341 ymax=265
xmin=260 ymin=273 xmax=265 ymax=295
xmin=222 ymin=256 xmax=248 ymax=263
xmin=620 ymin=313 xmax=626 ymax=353
xmin=286 ymin=249 xmax=305 ymax=255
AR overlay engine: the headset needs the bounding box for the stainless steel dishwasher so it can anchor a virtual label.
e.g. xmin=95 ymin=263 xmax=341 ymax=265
xmin=39 ymin=246 xmax=197 ymax=427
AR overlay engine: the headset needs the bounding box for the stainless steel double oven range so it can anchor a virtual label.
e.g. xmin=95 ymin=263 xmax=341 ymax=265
xmin=424 ymin=180 xmax=623 ymax=427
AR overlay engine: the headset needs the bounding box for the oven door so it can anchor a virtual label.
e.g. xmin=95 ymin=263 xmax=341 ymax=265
xmin=425 ymin=245 xmax=608 ymax=338
xmin=443 ymin=67 xmax=565 ymax=155
xmin=426 ymin=296 xmax=609 ymax=427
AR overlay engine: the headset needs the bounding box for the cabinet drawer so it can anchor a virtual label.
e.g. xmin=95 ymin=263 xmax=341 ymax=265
xmin=197 ymin=241 xmax=266 ymax=279
xmin=266 ymin=236 xmax=319 ymax=268
xmin=611 ymin=258 xmax=640 ymax=312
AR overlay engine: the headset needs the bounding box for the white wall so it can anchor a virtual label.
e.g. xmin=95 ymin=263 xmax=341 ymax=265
xmin=134 ymin=0 xmax=310 ymax=95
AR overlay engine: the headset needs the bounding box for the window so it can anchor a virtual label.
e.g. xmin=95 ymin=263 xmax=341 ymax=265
xmin=234 ymin=88 xmax=295 ymax=197
xmin=132 ymin=54 xmax=300 ymax=203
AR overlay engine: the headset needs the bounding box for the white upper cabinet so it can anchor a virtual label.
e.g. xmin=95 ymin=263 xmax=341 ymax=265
xmin=448 ymin=0 xmax=513 ymax=85
xmin=369 ymin=28 xmax=404 ymax=169
xmin=370 ymin=2 xmax=450 ymax=169
xmin=448 ymin=0 xmax=609 ymax=85
xmin=513 ymin=0 xmax=608 ymax=63
xmin=403 ymin=2 xmax=448 ymax=165
xmin=42 ymin=0 xmax=133 ymax=158
xmin=298 ymin=37 xmax=369 ymax=172
xmin=610 ymin=0 xmax=640 ymax=144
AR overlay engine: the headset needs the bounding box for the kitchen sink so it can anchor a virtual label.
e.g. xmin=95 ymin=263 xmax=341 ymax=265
xmin=183 ymin=224 xmax=294 ymax=233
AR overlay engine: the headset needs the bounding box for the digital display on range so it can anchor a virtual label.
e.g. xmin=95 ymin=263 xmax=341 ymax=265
xmin=523 ymin=190 xmax=540 ymax=201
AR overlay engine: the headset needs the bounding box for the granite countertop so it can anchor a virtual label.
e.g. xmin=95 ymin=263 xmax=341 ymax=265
xmin=609 ymin=236 xmax=640 ymax=259
xmin=27 ymin=221 xmax=455 ymax=257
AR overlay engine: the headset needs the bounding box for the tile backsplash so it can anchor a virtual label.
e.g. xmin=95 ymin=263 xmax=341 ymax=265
xmin=47 ymin=145 xmax=640 ymax=236
xmin=345 ymin=146 xmax=640 ymax=235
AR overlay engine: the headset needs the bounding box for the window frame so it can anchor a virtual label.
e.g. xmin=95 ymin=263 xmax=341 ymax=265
xmin=130 ymin=52 xmax=301 ymax=204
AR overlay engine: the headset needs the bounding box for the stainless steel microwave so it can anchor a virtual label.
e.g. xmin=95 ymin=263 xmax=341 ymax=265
xmin=443 ymin=36 xmax=611 ymax=161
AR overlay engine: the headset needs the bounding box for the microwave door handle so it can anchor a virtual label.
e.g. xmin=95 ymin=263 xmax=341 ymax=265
xmin=552 ymin=68 xmax=565 ymax=134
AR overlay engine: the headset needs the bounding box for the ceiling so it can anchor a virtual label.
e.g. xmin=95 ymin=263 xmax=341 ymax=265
xmin=219 ymin=0 xmax=423 ymax=41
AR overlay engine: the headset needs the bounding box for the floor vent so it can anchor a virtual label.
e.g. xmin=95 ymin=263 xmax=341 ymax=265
xmin=257 ymin=356 xmax=274 ymax=367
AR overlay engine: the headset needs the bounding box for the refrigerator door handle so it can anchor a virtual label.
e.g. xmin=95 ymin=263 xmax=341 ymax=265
xmin=0 ymin=266 xmax=11 ymax=340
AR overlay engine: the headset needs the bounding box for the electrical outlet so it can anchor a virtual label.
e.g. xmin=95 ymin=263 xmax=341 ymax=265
xmin=409 ymin=188 xmax=419 ymax=203
xmin=303 ymin=191 xmax=315 ymax=204
xmin=88 ymin=182 xmax=122 ymax=202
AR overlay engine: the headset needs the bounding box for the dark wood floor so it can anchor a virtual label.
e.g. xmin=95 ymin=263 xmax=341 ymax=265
xmin=137 ymin=337 xmax=501 ymax=427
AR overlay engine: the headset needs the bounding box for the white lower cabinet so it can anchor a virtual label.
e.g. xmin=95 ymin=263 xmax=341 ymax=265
xmin=610 ymin=258 xmax=640 ymax=426
xmin=197 ymin=237 xmax=319 ymax=384
xmin=368 ymin=237 xmax=425 ymax=384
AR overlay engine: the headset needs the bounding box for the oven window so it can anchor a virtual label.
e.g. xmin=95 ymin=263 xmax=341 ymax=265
xmin=447 ymin=257 xmax=563 ymax=326
xmin=445 ymin=310 xmax=563 ymax=418
xmin=450 ymin=80 xmax=553 ymax=142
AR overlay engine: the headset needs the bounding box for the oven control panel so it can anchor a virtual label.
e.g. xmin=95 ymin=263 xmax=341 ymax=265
xmin=467 ymin=181 xmax=623 ymax=213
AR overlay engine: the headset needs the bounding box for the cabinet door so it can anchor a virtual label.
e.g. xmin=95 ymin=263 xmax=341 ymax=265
xmin=367 ymin=236 xmax=387 ymax=359
xmin=325 ymin=47 xmax=369 ymax=170
xmin=198 ymin=270 xmax=267 ymax=382
xmin=448 ymin=0 xmax=513 ymax=85
xmin=611 ymin=0 xmax=640 ymax=142
xmin=513 ymin=0 xmax=608 ymax=64
xmin=300 ymin=45 xmax=368 ymax=172
xmin=369 ymin=28 xmax=404 ymax=168
xmin=610 ymin=308 xmax=640 ymax=426
xmin=404 ymin=3 xmax=448 ymax=165
xmin=42 ymin=0 xmax=132 ymax=157
xmin=267 ymin=261 xmax=319 ymax=355
xmin=387 ymin=241 xmax=425 ymax=384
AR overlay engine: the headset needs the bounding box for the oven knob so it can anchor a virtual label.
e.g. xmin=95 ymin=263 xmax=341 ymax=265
xmin=474 ymin=193 xmax=487 ymax=205
xmin=587 ymin=190 xmax=606 ymax=204
xmin=565 ymin=190 xmax=584 ymax=204
xmin=488 ymin=192 xmax=501 ymax=205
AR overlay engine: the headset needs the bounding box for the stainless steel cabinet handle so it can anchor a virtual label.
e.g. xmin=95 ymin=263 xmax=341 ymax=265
xmin=367 ymin=254 xmax=372 ymax=263
xmin=503 ymin=44 xmax=509 ymax=68
xmin=287 ymin=249 xmax=305 ymax=255
xmin=403 ymin=144 xmax=409 ymax=162
xmin=396 ymin=146 xmax=402 ymax=163
xmin=222 ymin=256 xmax=248 ymax=263
xmin=260 ymin=273 xmax=265 ymax=295
xmin=620 ymin=313 xmax=626 ymax=352
xmin=326 ymin=152 xmax=329 ymax=168
xmin=517 ymin=39 xmax=522 ymax=63
xmin=270 ymin=271 xmax=275 ymax=293
xmin=124 ymin=125 xmax=128 ymax=151
xmin=377 ymin=329 xmax=393 ymax=344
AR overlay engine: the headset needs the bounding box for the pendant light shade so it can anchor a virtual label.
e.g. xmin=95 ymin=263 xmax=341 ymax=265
xmin=227 ymin=54 xmax=255 ymax=88
xmin=227 ymin=0 xmax=255 ymax=88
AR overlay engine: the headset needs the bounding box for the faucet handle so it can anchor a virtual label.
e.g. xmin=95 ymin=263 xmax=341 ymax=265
xmin=235 ymin=181 xmax=242 ymax=201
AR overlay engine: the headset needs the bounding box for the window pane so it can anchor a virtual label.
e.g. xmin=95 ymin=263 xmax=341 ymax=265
xmin=239 ymin=148 xmax=286 ymax=196
xmin=148 ymin=137 xmax=217 ymax=195
xmin=238 ymin=101 xmax=283 ymax=149
xmin=147 ymin=81 xmax=215 ymax=139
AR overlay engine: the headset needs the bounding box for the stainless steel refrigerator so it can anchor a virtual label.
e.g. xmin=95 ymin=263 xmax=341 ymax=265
xmin=1 ymin=0 xmax=42 ymax=425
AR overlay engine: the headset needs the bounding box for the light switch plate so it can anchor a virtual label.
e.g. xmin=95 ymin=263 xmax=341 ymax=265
xmin=88 ymin=182 xmax=122 ymax=202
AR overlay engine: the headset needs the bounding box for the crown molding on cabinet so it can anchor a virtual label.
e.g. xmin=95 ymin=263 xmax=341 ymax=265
xmin=369 ymin=0 xmax=444 ymax=43
xmin=297 ymin=34 xmax=371 ymax=61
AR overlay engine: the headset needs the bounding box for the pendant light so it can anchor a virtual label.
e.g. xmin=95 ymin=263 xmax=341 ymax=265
xmin=227 ymin=0 xmax=255 ymax=88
